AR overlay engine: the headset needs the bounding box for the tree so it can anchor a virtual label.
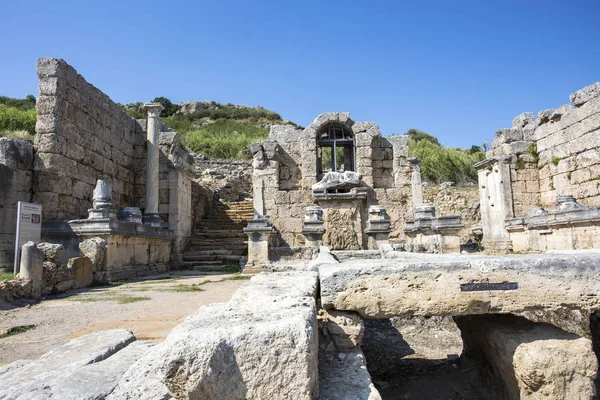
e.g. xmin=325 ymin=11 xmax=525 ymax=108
xmin=152 ymin=96 xmax=176 ymax=118
xmin=405 ymin=128 xmax=441 ymax=146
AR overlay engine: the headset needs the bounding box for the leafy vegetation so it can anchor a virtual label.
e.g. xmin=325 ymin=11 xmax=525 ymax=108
xmin=0 ymin=272 xmax=15 ymax=281
xmin=406 ymin=129 xmax=486 ymax=184
xmin=0 ymin=324 xmax=36 ymax=339
xmin=153 ymin=96 xmax=176 ymax=118
xmin=0 ymin=103 xmax=36 ymax=136
xmin=175 ymin=119 xmax=269 ymax=159
xmin=0 ymin=95 xmax=36 ymax=111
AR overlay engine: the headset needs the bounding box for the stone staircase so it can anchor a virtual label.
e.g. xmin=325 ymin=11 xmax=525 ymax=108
xmin=181 ymin=200 xmax=254 ymax=272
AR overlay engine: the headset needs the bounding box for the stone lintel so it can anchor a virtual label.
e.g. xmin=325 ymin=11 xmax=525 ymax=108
xmin=66 ymin=219 xmax=174 ymax=240
xmin=313 ymin=187 xmax=368 ymax=202
xmin=507 ymin=207 xmax=600 ymax=230
xmin=474 ymin=155 xmax=512 ymax=170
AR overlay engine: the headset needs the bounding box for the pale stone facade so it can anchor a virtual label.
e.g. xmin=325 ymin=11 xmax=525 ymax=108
xmin=477 ymin=81 xmax=600 ymax=252
xmin=251 ymin=112 xmax=415 ymax=250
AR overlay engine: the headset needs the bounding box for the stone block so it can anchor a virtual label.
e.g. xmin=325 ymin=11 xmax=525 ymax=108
xmin=36 ymin=58 xmax=68 ymax=79
xmin=110 ymin=272 xmax=318 ymax=400
xmin=495 ymin=128 xmax=523 ymax=144
xmin=37 ymin=243 xmax=65 ymax=261
xmin=0 ymin=138 xmax=34 ymax=170
xmin=570 ymin=81 xmax=600 ymax=107
xmin=576 ymin=149 xmax=600 ymax=168
xmin=512 ymin=112 xmax=535 ymax=129
xmin=456 ymin=315 xmax=597 ymax=400
xmin=79 ymin=237 xmax=107 ymax=272
xmin=34 ymin=152 xmax=78 ymax=175
xmin=68 ymin=257 xmax=93 ymax=289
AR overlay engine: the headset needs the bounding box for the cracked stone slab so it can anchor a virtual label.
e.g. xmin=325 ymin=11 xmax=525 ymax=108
xmin=320 ymin=251 xmax=600 ymax=337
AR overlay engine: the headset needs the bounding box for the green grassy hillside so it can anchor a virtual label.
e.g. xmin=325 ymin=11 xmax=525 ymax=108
xmin=0 ymin=95 xmax=36 ymax=140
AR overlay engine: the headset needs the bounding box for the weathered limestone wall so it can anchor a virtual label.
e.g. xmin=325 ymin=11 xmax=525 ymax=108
xmin=490 ymin=81 xmax=600 ymax=213
xmin=193 ymin=157 xmax=252 ymax=201
xmin=256 ymin=113 xmax=414 ymax=248
xmin=480 ymin=82 xmax=600 ymax=252
xmin=0 ymin=139 xmax=34 ymax=271
xmin=424 ymin=184 xmax=480 ymax=242
xmin=34 ymin=58 xmax=144 ymax=220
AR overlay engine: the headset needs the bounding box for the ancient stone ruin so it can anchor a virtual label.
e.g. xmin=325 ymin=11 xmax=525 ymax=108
xmin=0 ymin=59 xmax=599 ymax=399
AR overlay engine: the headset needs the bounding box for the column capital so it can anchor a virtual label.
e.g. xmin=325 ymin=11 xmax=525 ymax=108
xmin=144 ymin=102 xmax=164 ymax=118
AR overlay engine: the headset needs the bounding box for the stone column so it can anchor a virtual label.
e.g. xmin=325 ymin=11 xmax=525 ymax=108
xmin=475 ymin=156 xmax=514 ymax=253
xmin=302 ymin=206 xmax=325 ymax=247
xmin=365 ymin=205 xmax=392 ymax=249
xmin=143 ymin=103 xmax=165 ymax=227
xmin=409 ymin=157 xmax=423 ymax=209
xmin=18 ymin=241 xmax=44 ymax=297
xmin=88 ymin=179 xmax=117 ymax=219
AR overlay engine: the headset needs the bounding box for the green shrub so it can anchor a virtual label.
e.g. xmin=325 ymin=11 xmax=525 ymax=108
xmin=0 ymin=105 xmax=36 ymax=134
xmin=552 ymin=156 xmax=561 ymax=166
xmin=172 ymin=119 xmax=269 ymax=159
xmin=0 ymin=95 xmax=36 ymax=111
xmin=407 ymin=132 xmax=486 ymax=184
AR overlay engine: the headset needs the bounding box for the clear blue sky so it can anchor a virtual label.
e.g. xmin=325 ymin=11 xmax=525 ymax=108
xmin=1 ymin=0 xmax=598 ymax=148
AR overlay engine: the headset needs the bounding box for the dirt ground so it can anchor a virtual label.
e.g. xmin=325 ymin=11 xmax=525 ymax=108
xmin=0 ymin=271 xmax=246 ymax=365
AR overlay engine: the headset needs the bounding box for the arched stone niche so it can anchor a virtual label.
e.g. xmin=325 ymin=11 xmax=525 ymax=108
xmin=301 ymin=112 xmax=382 ymax=189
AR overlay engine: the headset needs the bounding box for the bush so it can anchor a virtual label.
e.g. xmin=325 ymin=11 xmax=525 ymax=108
xmin=407 ymin=132 xmax=485 ymax=184
xmin=0 ymin=95 xmax=36 ymax=111
xmin=153 ymin=97 xmax=177 ymax=118
xmin=169 ymin=119 xmax=269 ymax=159
xmin=0 ymin=105 xmax=36 ymax=134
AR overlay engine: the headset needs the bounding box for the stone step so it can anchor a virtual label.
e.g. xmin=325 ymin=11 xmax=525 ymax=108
xmin=182 ymin=254 xmax=242 ymax=262
xmin=178 ymin=262 xmax=238 ymax=272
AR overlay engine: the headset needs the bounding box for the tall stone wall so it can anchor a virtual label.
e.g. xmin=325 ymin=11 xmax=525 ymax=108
xmin=423 ymin=184 xmax=481 ymax=242
xmin=491 ymin=81 xmax=600 ymax=215
xmin=34 ymin=58 xmax=144 ymax=220
xmin=0 ymin=139 xmax=34 ymax=271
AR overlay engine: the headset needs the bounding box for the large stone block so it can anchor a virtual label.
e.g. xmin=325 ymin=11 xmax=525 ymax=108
xmin=0 ymin=138 xmax=34 ymax=170
xmin=320 ymin=252 xmax=600 ymax=337
xmin=109 ymin=272 xmax=319 ymax=400
xmin=456 ymin=315 xmax=597 ymax=400
xmin=570 ymin=81 xmax=600 ymax=107
xmin=0 ymin=329 xmax=141 ymax=399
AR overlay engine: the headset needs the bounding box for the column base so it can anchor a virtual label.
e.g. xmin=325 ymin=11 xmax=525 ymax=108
xmin=143 ymin=213 xmax=164 ymax=228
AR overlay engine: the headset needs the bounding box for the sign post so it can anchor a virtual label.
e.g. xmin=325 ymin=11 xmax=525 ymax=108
xmin=13 ymin=202 xmax=42 ymax=274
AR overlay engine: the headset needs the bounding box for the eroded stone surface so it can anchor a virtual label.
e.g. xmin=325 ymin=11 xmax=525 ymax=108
xmin=456 ymin=315 xmax=597 ymax=400
xmin=0 ymin=329 xmax=137 ymax=399
xmin=320 ymin=252 xmax=600 ymax=337
xmin=109 ymin=272 xmax=319 ymax=400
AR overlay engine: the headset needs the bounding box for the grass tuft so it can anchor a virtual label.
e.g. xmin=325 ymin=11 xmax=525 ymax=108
xmin=0 ymin=272 xmax=15 ymax=281
xmin=0 ymin=324 xmax=36 ymax=339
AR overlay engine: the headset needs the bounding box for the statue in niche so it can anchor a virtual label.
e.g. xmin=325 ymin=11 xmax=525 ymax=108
xmin=312 ymin=171 xmax=362 ymax=193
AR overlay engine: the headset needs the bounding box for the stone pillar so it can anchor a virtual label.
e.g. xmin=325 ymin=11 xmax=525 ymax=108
xmin=475 ymin=156 xmax=514 ymax=253
xmin=88 ymin=179 xmax=117 ymax=219
xmin=243 ymin=218 xmax=275 ymax=274
xmin=143 ymin=102 xmax=165 ymax=227
xmin=18 ymin=241 xmax=44 ymax=296
xmin=409 ymin=157 xmax=423 ymax=209
xmin=302 ymin=206 xmax=325 ymax=247
xmin=365 ymin=205 xmax=392 ymax=249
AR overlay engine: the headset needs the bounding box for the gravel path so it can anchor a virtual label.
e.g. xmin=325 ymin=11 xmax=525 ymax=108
xmin=0 ymin=271 xmax=247 ymax=365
